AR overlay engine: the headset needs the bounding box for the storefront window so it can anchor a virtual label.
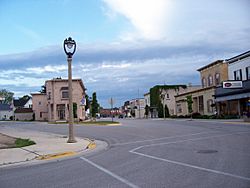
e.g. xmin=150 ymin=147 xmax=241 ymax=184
xmin=246 ymin=66 xmax=250 ymax=80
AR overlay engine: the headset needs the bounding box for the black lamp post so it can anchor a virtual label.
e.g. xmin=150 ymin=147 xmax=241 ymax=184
xmin=63 ymin=37 xmax=77 ymax=143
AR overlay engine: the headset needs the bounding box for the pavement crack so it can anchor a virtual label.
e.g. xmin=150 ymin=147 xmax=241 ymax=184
xmin=19 ymin=147 xmax=41 ymax=156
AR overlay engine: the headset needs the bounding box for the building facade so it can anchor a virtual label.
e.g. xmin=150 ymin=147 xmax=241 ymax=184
xmin=13 ymin=96 xmax=33 ymax=121
xmin=0 ymin=104 xmax=13 ymax=120
xmin=32 ymin=78 xmax=86 ymax=122
xmin=124 ymin=98 xmax=146 ymax=118
xmin=215 ymin=51 xmax=250 ymax=117
xmin=175 ymin=60 xmax=228 ymax=116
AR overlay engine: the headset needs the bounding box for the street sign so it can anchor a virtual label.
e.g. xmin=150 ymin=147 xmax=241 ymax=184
xmin=223 ymin=81 xmax=242 ymax=88
xmin=80 ymin=97 xmax=86 ymax=106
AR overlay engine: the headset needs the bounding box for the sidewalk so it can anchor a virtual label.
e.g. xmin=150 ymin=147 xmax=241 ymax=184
xmin=0 ymin=127 xmax=93 ymax=167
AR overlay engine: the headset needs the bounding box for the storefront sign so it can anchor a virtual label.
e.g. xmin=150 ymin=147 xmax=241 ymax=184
xmin=223 ymin=81 xmax=243 ymax=89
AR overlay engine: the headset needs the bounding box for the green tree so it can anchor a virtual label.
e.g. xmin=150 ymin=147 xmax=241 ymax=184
xmin=20 ymin=95 xmax=31 ymax=100
xmin=40 ymin=85 xmax=46 ymax=94
xmin=91 ymin=92 xmax=99 ymax=121
xmin=186 ymin=95 xmax=193 ymax=119
xmin=0 ymin=89 xmax=14 ymax=104
xmin=85 ymin=94 xmax=90 ymax=111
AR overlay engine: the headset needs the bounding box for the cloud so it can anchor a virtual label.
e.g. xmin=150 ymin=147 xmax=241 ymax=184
xmin=27 ymin=65 xmax=68 ymax=74
xmin=102 ymin=0 xmax=250 ymax=46
xmin=102 ymin=0 xmax=173 ymax=40
xmin=0 ymin=38 xmax=249 ymax=107
xmin=101 ymin=62 xmax=131 ymax=69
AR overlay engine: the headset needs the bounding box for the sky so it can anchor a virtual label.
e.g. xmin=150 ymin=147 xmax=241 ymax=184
xmin=0 ymin=0 xmax=249 ymax=107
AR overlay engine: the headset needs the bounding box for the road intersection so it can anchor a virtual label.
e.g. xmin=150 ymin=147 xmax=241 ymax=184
xmin=0 ymin=119 xmax=249 ymax=188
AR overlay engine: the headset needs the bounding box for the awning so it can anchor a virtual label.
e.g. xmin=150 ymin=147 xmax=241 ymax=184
xmin=215 ymin=92 xmax=250 ymax=102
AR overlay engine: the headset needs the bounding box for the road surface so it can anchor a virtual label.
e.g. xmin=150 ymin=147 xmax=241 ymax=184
xmin=0 ymin=119 xmax=250 ymax=188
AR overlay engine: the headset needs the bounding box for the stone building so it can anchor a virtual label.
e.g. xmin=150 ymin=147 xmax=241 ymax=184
xmin=175 ymin=60 xmax=228 ymax=116
xmin=32 ymin=78 xmax=86 ymax=122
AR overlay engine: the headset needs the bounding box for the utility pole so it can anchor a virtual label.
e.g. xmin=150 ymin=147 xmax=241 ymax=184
xmin=109 ymin=97 xmax=115 ymax=122
xmin=138 ymin=88 xmax=141 ymax=119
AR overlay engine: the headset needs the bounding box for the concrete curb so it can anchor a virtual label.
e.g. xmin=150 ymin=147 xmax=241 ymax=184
xmin=0 ymin=138 xmax=96 ymax=166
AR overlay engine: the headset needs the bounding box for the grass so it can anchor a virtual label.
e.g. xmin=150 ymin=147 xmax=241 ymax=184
xmin=15 ymin=138 xmax=36 ymax=148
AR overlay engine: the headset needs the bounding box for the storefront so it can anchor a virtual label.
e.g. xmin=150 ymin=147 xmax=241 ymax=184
xmin=215 ymin=80 xmax=250 ymax=117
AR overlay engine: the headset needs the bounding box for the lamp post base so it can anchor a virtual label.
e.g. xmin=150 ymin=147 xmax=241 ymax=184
xmin=67 ymin=138 xmax=77 ymax=143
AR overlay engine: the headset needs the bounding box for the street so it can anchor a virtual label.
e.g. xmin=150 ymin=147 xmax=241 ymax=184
xmin=0 ymin=119 xmax=250 ymax=188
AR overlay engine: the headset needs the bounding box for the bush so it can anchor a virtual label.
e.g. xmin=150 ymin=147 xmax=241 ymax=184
xmin=15 ymin=138 xmax=36 ymax=148
xmin=192 ymin=112 xmax=201 ymax=119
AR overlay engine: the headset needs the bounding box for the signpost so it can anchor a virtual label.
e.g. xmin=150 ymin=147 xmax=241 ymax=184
xmin=108 ymin=98 xmax=115 ymax=122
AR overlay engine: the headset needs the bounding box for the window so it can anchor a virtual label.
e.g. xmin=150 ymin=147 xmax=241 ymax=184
xmin=208 ymin=75 xmax=213 ymax=86
xmin=47 ymin=92 xmax=51 ymax=100
xmin=40 ymin=112 xmax=42 ymax=118
xmin=202 ymin=77 xmax=206 ymax=88
xmin=166 ymin=93 xmax=169 ymax=99
xmin=234 ymin=69 xmax=242 ymax=80
xmin=215 ymin=73 xmax=220 ymax=86
xmin=198 ymin=96 xmax=204 ymax=113
xmin=207 ymin=99 xmax=214 ymax=113
xmin=62 ymin=91 xmax=69 ymax=99
xmin=177 ymin=104 xmax=182 ymax=113
xmin=246 ymin=66 xmax=250 ymax=80
xmin=38 ymin=101 xmax=41 ymax=105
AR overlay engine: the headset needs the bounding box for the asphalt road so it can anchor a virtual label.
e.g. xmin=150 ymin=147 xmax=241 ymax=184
xmin=0 ymin=119 xmax=250 ymax=188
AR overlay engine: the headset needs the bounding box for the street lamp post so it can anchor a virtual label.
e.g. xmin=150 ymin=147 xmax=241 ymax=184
xmin=63 ymin=37 xmax=77 ymax=143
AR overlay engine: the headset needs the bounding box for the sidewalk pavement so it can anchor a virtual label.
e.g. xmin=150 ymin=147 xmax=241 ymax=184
xmin=0 ymin=127 xmax=93 ymax=167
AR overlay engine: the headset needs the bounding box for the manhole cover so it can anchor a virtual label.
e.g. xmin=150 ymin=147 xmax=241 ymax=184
xmin=197 ymin=150 xmax=218 ymax=154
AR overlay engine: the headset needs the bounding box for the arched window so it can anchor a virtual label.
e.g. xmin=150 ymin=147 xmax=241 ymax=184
xmin=202 ymin=77 xmax=206 ymax=88
xmin=215 ymin=73 xmax=220 ymax=86
xmin=208 ymin=75 xmax=213 ymax=86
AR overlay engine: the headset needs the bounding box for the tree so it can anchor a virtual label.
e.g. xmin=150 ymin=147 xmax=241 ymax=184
xmin=91 ymin=92 xmax=99 ymax=121
xmin=20 ymin=95 xmax=31 ymax=100
xmin=40 ymin=85 xmax=46 ymax=94
xmin=186 ymin=95 xmax=193 ymax=119
xmin=0 ymin=89 xmax=14 ymax=104
xmin=85 ymin=94 xmax=90 ymax=111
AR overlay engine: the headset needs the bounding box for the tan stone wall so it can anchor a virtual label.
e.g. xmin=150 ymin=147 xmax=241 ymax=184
xmin=175 ymin=87 xmax=215 ymax=116
xmin=200 ymin=63 xmax=228 ymax=87
xmin=161 ymin=86 xmax=201 ymax=116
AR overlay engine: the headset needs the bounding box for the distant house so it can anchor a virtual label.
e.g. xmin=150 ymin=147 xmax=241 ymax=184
xmin=14 ymin=108 xmax=34 ymax=121
xmin=144 ymin=84 xmax=201 ymax=118
xmin=128 ymin=98 xmax=146 ymax=118
xmin=0 ymin=104 xmax=13 ymax=120
xmin=13 ymin=96 xmax=33 ymax=121
xmin=32 ymin=78 xmax=86 ymax=122
xmin=14 ymin=97 xmax=32 ymax=109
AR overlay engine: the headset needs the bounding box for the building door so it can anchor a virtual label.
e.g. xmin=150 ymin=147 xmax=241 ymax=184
xmin=57 ymin=104 xmax=65 ymax=120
